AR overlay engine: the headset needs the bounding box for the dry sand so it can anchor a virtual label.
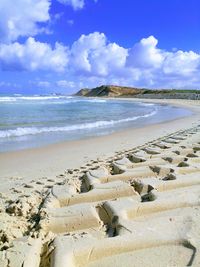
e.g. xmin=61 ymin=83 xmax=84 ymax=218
xmin=0 ymin=99 xmax=200 ymax=267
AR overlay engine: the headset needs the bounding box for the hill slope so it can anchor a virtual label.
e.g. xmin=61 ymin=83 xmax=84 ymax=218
xmin=74 ymin=85 xmax=200 ymax=100
xmin=75 ymin=85 xmax=144 ymax=97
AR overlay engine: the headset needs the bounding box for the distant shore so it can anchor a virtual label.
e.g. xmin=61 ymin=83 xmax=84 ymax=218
xmin=75 ymin=85 xmax=200 ymax=100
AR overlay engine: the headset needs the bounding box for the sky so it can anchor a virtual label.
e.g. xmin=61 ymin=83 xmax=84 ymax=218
xmin=0 ymin=0 xmax=200 ymax=95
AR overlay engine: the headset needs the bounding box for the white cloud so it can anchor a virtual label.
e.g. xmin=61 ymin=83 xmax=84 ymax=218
xmin=57 ymin=0 xmax=84 ymax=10
xmin=125 ymin=35 xmax=200 ymax=88
xmin=163 ymin=50 xmax=200 ymax=76
xmin=0 ymin=32 xmax=200 ymax=89
xmin=0 ymin=37 xmax=69 ymax=72
xmin=70 ymin=32 xmax=128 ymax=76
xmin=0 ymin=0 xmax=97 ymax=44
xmin=37 ymin=81 xmax=50 ymax=87
xmin=127 ymin=35 xmax=164 ymax=69
xmin=56 ymin=80 xmax=75 ymax=88
xmin=0 ymin=0 xmax=51 ymax=42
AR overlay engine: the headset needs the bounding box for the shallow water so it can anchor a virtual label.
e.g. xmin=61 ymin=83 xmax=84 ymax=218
xmin=0 ymin=95 xmax=192 ymax=152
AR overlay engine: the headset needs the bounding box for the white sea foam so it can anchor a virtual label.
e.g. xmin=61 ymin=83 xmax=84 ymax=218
xmin=0 ymin=97 xmax=17 ymax=102
xmin=137 ymin=102 xmax=155 ymax=107
xmin=83 ymin=99 xmax=107 ymax=103
xmin=142 ymin=103 xmax=155 ymax=106
xmin=0 ymin=95 xmax=107 ymax=103
xmin=0 ymin=95 xmax=73 ymax=102
xmin=0 ymin=110 xmax=157 ymax=138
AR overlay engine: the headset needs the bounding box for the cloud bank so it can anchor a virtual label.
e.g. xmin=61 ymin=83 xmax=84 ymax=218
xmin=0 ymin=37 xmax=68 ymax=72
xmin=0 ymin=0 xmax=199 ymax=90
xmin=1 ymin=32 xmax=200 ymax=89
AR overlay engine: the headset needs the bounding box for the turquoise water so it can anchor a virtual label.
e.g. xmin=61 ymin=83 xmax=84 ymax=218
xmin=0 ymin=95 xmax=192 ymax=152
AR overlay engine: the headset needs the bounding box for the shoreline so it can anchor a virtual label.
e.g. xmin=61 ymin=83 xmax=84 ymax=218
xmin=0 ymin=98 xmax=200 ymax=180
xmin=1 ymin=98 xmax=200 ymax=266
xmin=0 ymin=96 xmax=191 ymax=153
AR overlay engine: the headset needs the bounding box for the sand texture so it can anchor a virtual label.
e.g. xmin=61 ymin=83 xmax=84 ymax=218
xmin=1 ymin=122 xmax=200 ymax=266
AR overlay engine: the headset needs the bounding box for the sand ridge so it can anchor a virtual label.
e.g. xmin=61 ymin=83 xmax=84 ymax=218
xmin=0 ymin=124 xmax=200 ymax=266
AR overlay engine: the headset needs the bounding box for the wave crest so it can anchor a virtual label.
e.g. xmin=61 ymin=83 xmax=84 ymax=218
xmin=0 ymin=96 xmax=107 ymax=104
xmin=0 ymin=110 xmax=157 ymax=138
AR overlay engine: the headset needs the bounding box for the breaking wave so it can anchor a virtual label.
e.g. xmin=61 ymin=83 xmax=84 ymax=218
xmin=0 ymin=96 xmax=107 ymax=104
xmin=0 ymin=110 xmax=157 ymax=138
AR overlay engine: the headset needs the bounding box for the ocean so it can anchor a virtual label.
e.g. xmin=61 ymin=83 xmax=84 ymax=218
xmin=0 ymin=95 xmax=192 ymax=152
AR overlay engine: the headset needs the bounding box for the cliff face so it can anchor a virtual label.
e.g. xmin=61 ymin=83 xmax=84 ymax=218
xmin=75 ymin=88 xmax=91 ymax=96
xmin=75 ymin=85 xmax=145 ymax=97
xmin=74 ymin=85 xmax=200 ymax=100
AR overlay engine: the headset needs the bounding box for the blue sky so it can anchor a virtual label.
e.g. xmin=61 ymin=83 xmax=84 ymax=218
xmin=0 ymin=0 xmax=200 ymax=94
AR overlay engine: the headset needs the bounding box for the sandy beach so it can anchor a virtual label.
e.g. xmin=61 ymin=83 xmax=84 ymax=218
xmin=0 ymin=98 xmax=200 ymax=266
